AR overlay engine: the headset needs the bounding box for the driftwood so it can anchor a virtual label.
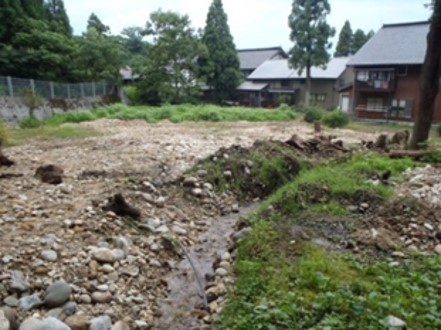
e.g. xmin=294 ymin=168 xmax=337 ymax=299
xmin=389 ymin=150 xmax=430 ymax=160
xmin=286 ymin=134 xmax=348 ymax=153
xmin=105 ymin=193 xmax=141 ymax=219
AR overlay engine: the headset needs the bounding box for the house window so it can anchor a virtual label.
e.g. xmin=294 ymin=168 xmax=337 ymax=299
xmin=367 ymin=98 xmax=384 ymax=111
xmin=310 ymin=93 xmax=326 ymax=102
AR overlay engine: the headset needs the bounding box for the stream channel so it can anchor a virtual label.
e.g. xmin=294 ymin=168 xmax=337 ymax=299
xmin=153 ymin=205 xmax=257 ymax=330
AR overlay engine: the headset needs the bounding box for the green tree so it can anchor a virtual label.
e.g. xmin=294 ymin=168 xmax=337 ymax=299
xmin=201 ymin=0 xmax=242 ymax=102
xmin=410 ymin=0 xmax=441 ymax=148
xmin=138 ymin=10 xmax=206 ymax=104
xmin=87 ymin=13 xmax=110 ymax=36
xmin=334 ymin=20 xmax=353 ymax=57
xmin=20 ymin=0 xmax=46 ymax=19
xmin=44 ymin=0 xmax=72 ymax=35
xmin=0 ymin=18 xmax=75 ymax=80
xmin=0 ymin=0 xmax=26 ymax=44
xmin=352 ymin=29 xmax=368 ymax=54
xmin=288 ymin=0 xmax=335 ymax=106
xmin=74 ymin=27 xmax=124 ymax=82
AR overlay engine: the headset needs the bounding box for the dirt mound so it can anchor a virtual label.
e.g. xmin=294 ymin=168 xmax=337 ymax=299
xmin=187 ymin=140 xmax=301 ymax=201
xmin=354 ymin=198 xmax=441 ymax=253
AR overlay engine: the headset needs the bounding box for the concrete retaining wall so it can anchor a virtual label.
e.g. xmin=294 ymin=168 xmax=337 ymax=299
xmin=0 ymin=97 xmax=97 ymax=123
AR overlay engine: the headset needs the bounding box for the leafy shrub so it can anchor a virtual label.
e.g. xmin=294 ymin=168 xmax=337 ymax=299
xmin=277 ymin=103 xmax=292 ymax=111
xmin=19 ymin=116 xmax=41 ymax=129
xmin=304 ymin=106 xmax=324 ymax=123
xmin=18 ymin=89 xmax=43 ymax=117
xmin=123 ymin=86 xmax=140 ymax=105
xmin=322 ymin=110 xmax=350 ymax=128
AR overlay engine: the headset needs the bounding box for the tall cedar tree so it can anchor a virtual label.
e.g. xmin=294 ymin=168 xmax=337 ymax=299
xmin=201 ymin=0 xmax=241 ymax=102
xmin=45 ymin=0 xmax=72 ymax=35
xmin=352 ymin=29 xmax=368 ymax=54
xmin=334 ymin=20 xmax=353 ymax=56
xmin=288 ymin=0 xmax=335 ymax=106
xmin=410 ymin=0 xmax=441 ymax=148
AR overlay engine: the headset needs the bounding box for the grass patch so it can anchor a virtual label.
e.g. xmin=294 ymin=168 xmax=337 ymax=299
xmin=8 ymin=125 xmax=99 ymax=145
xmin=30 ymin=104 xmax=298 ymax=127
xmin=216 ymin=237 xmax=441 ymax=330
xmin=258 ymin=154 xmax=414 ymax=217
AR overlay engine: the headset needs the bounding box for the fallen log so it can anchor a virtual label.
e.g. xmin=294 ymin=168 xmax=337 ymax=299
xmin=389 ymin=150 xmax=430 ymax=159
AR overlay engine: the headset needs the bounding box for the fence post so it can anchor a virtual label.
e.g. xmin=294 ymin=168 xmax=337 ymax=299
xmin=102 ymin=83 xmax=106 ymax=96
xmin=67 ymin=84 xmax=71 ymax=99
xmin=80 ymin=83 xmax=85 ymax=98
xmin=50 ymin=82 xmax=55 ymax=99
xmin=6 ymin=76 xmax=13 ymax=97
xmin=30 ymin=79 xmax=35 ymax=94
xmin=92 ymin=82 xmax=96 ymax=98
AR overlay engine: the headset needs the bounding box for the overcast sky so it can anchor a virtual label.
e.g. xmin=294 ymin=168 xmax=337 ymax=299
xmin=64 ymin=0 xmax=431 ymax=50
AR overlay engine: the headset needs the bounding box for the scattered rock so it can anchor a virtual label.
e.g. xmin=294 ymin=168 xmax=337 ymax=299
xmin=91 ymin=291 xmax=112 ymax=304
xmin=18 ymin=317 xmax=43 ymax=330
xmin=89 ymin=315 xmax=112 ymax=330
xmin=92 ymin=248 xmax=117 ymax=264
xmin=3 ymin=296 xmax=19 ymax=307
xmin=387 ymin=315 xmax=407 ymax=328
xmin=44 ymin=281 xmax=71 ymax=308
xmin=19 ymin=294 xmax=43 ymax=311
xmin=122 ymin=265 xmax=140 ymax=277
xmin=35 ymin=164 xmax=64 ymax=185
xmin=62 ymin=302 xmax=77 ymax=316
xmin=0 ymin=310 xmax=10 ymax=330
xmin=10 ymin=271 xmax=29 ymax=293
xmin=64 ymin=315 xmax=89 ymax=330
xmin=134 ymin=320 xmax=148 ymax=330
xmin=1 ymin=307 xmax=17 ymax=330
xmin=40 ymin=317 xmax=70 ymax=330
xmin=110 ymin=321 xmax=130 ymax=330
xmin=41 ymin=250 xmax=58 ymax=262
xmin=435 ymin=244 xmax=441 ymax=255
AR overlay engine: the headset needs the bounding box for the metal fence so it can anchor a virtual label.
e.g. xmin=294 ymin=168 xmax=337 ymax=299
xmin=0 ymin=76 xmax=114 ymax=99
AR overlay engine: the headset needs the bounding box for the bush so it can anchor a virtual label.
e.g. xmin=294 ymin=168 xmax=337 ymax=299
xmin=322 ymin=110 xmax=350 ymax=128
xmin=19 ymin=116 xmax=41 ymax=129
xmin=277 ymin=103 xmax=292 ymax=111
xmin=304 ymin=106 xmax=324 ymax=123
xmin=123 ymin=86 xmax=140 ymax=105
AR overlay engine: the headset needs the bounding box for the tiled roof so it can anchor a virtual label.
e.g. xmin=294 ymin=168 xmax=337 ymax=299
xmin=238 ymin=47 xmax=287 ymax=70
xmin=348 ymin=21 xmax=429 ymax=66
xmin=248 ymin=57 xmax=350 ymax=80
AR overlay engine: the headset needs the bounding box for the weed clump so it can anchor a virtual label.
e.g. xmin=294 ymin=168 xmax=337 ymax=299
xmin=304 ymin=106 xmax=324 ymax=123
xmin=322 ymin=110 xmax=350 ymax=128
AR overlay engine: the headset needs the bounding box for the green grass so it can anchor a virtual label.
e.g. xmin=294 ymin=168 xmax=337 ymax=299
xmin=7 ymin=125 xmax=99 ymax=145
xmin=28 ymin=103 xmax=298 ymax=127
xmin=257 ymin=154 xmax=414 ymax=217
xmin=216 ymin=238 xmax=441 ymax=330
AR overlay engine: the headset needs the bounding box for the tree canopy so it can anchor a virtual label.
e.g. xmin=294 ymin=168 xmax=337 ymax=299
xmin=137 ymin=10 xmax=205 ymax=104
xmin=200 ymin=0 xmax=242 ymax=102
xmin=288 ymin=0 xmax=335 ymax=106
xmin=334 ymin=21 xmax=353 ymax=57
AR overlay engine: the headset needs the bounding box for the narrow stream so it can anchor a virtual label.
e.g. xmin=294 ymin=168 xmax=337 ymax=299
xmin=154 ymin=205 xmax=256 ymax=330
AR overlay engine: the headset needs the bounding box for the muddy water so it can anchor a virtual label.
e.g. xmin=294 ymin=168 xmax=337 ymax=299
xmin=154 ymin=206 xmax=256 ymax=330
